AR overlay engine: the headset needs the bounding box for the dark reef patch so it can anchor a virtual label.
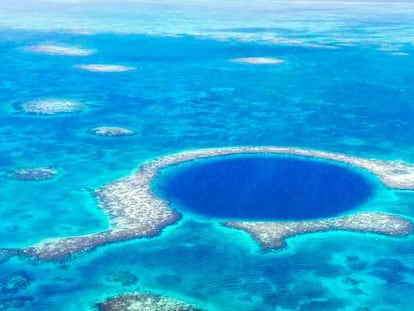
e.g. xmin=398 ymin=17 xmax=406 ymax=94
xmin=105 ymin=271 xmax=138 ymax=287
xmin=155 ymin=155 xmax=374 ymax=220
xmin=1 ymin=271 xmax=32 ymax=294
xmin=345 ymin=255 xmax=368 ymax=271
xmin=298 ymin=298 xmax=346 ymax=311
xmin=0 ymin=296 xmax=33 ymax=310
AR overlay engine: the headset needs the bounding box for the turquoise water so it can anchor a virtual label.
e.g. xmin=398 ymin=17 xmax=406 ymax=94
xmin=1 ymin=1 xmax=414 ymax=310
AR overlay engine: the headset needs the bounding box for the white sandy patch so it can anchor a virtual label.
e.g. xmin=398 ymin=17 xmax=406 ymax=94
xmin=75 ymin=64 xmax=136 ymax=72
xmin=230 ymin=57 xmax=285 ymax=65
xmin=92 ymin=126 xmax=135 ymax=136
xmin=21 ymin=99 xmax=85 ymax=115
xmin=391 ymin=52 xmax=409 ymax=56
xmin=26 ymin=44 xmax=95 ymax=56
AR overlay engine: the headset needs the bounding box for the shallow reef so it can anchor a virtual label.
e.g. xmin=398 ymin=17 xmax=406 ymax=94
xmin=9 ymin=146 xmax=414 ymax=260
xmin=224 ymin=212 xmax=412 ymax=249
xmin=230 ymin=57 xmax=285 ymax=65
xmin=0 ymin=250 xmax=11 ymax=264
xmin=0 ymin=297 xmax=34 ymax=310
xmin=97 ymin=292 xmax=204 ymax=311
xmin=1 ymin=271 xmax=32 ymax=294
xmin=26 ymin=44 xmax=95 ymax=56
xmin=105 ymin=271 xmax=138 ymax=287
xmin=10 ymin=167 xmax=57 ymax=181
xmin=92 ymin=127 xmax=135 ymax=137
xmin=75 ymin=64 xmax=136 ymax=72
xmin=20 ymin=99 xmax=85 ymax=115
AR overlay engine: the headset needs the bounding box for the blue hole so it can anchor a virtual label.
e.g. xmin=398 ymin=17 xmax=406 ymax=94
xmin=154 ymin=155 xmax=374 ymax=221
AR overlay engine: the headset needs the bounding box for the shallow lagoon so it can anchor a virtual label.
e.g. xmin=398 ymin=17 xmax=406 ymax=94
xmin=1 ymin=1 xmax=414 ymax=310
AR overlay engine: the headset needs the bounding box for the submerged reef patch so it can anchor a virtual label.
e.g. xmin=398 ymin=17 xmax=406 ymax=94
xmin=391 ymin=52 xmax=409 ymax=56
xmin=10 ymin=167 xmax=57 ymax=181
xmin=97 ymin=292 xmax=204 ymax=311
xmin=12 ymin=147 xmax=414 ymax=260
xmin=0 ymin=250 xmax=11 ymax=264
xmin=75 ymin=64 xmax=136 ymax=72
xmin=20 ymin=99 xmax=86 ymax=115
xmin=0 ymin=296 xmax=33 ymax=310
xmin=105 ymin=271 xmax=138 ymax=287
xmin=1 ymin=271 xmax=32 ymax=294
xmin=26 ymin=44 xmax=95 ymax=56
xmin=230 ymin=57 xmax=284 ymax=65
xmin=92 ymin=126 xmax=135 ymax=137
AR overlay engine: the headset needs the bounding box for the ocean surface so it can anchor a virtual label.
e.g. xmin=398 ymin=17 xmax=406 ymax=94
xmin=1 ymin=0 xmax=414 ymax=310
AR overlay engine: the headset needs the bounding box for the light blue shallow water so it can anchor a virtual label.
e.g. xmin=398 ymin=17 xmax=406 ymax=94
xmin=1 ymin=1 xmax=414 ymax=310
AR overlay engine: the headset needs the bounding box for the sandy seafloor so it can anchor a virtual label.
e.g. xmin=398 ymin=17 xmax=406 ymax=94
xmin=1 ymin=0 xmax=414 ymax=310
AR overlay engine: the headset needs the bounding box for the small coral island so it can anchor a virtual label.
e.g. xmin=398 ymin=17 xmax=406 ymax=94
xmin=75 ymin=64 xmax=136 ymax=72
xmin=92 ymin=126 xmax=135 ymax=137
xmin=230 ymin=57 xmax=285 ymax=65
xmin=12 ymin=147 xmax=414 ymax=260
xmin=26 ymin=44 xmax=95 ymax=56
xmin=20 ymin=99 xmax=86 ymax=115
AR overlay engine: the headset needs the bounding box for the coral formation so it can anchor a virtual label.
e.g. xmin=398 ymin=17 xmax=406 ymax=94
xmin=20 ymin=99 xmax=85 ymax=115
xmin=0 ymin=297 xmax=33 ymax=310
xmin=26 ymin=44 xmax=95 ymax=56
xmin=105 ymin=271 xmax=138 ymax=287
xmin=230 ymin=57 xmax=284 ymax=64
xmin=12 ymin=147 xmax=414 ymax=259
xmin=1 ymin=271 xmax=32 ymax=294
xmin=92 ymin=127 xmax=135 ymax=137
xmin=224 ymin=212 xmax=412 ymax=249
xmin=11 ymin=167 xmax=57 ymax=181
xmin=98 ymin=293 xmax=204 ymax=311
xmin=75 ymin=64 xmax=135 ymax=72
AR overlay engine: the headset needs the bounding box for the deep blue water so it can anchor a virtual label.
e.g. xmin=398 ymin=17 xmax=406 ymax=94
xmin=0 ymin=1 xmax=414 ymax=310
xmin=156 ymin=155 xmax=374 ymax=220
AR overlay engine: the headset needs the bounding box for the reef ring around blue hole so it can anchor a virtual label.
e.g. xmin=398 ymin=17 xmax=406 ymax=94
xmin=154 ymin=154 xmax=375 ymax=221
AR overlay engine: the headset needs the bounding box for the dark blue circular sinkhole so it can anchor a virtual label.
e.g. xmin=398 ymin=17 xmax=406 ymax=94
xmin=153 ymin=155 xmax=374 ymax=221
